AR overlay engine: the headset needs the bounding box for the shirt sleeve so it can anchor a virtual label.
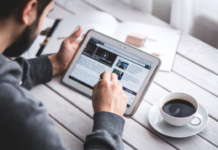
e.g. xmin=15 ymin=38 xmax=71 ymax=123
xmin=14 ymin=56 xmax=53 ymax=90
xmin=84 ymin=112 xmax=125 ymax=150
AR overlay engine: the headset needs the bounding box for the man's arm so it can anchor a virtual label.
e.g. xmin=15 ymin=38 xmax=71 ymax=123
xmin=15 ymin=26 xmax=83 ymax=90
xmin=14 ymin=26 xmax=127 ymax=150
xmin=84 ymin=72 xmax=128 ymax=150
xmin=84 ymin=112 xmax=125 ymax=150
xmin=15 ymin=56 xmax=53 ymax=90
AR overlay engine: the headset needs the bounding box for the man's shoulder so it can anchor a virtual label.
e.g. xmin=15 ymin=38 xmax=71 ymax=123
xmin=0 ymin=55 xmax=22 ymax=85
xmin=0 ymin=82 xmax=65 ymax=150
xmin=0 ymin=81 xmax=21 ymax=99
xmin=0 ymin=81 xmax=44 ymax=114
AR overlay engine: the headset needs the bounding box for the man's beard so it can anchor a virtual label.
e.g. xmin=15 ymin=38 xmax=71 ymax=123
xmin=3 ymin=18 xmax=39 ymax=57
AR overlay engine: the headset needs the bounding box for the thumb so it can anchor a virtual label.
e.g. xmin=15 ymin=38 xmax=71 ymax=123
xmin=68 ymin=26 xmax=83 ymax=43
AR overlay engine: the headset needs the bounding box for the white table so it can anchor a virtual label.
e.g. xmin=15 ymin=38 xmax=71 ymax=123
xmin=31 ymin=0 xmax=218 ymax=149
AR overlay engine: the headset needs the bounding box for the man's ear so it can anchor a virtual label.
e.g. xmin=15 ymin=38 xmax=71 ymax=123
xmin=21 ymin=0 xmax=38 ymax=25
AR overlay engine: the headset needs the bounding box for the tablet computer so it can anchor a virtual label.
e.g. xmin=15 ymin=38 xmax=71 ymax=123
xmin=62 ymin=30 xmax=161 ymax=116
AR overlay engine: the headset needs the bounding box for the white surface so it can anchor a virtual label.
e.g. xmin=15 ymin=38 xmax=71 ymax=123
xmin=148 ymin=102 xmax=208 ymax=138
xmin=42 ymin=12 xmax=181 ymax=71
xmin=130 ymin=0 xmax=153 ymax=13
xmin=42 ymin=12 xmax=118 ymax=55
xmin=171 ymin=0 xmax=218 ymax=48
xmin=119 ymin=0 xmax=172 ymax=23
xmin=114 ymin=22 xmax=181 ymax=71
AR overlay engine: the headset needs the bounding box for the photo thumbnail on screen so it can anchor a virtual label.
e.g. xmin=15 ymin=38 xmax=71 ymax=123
xmin=116 ymin=59 xmax=129 ymax=70
xmin=112 ymin=69 xmax=124 ymax=80
xmin=83 ymin=38 xmax=117 ymax=67
xmin=83 ymin=38 xmax=103 ymax=56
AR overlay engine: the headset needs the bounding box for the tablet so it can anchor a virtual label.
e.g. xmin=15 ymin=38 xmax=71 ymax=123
xmin=62 ymin=30 xmax=161 ymax=116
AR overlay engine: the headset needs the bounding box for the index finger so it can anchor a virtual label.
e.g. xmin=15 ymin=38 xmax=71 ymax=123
xmin=100 ymin=71 xmax=111 ymax=81
xmin=111 ymin=73 xmax=118 ymax=82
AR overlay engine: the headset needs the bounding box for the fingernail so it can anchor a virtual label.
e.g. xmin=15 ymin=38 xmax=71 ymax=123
xmin=74 ymin=26 xmax=80 ymax=32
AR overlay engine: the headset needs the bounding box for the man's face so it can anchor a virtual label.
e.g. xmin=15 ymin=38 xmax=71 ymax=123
xmin=3 ymin=1 xmax=54 ymax=57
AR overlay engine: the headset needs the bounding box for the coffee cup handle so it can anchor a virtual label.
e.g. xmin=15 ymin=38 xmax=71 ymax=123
xmin=190 ymin=113 xmax=203 ymax=126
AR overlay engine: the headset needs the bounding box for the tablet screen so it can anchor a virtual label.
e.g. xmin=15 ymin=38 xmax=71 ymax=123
xmin=69 ymin=38 xmax=152 ymax=108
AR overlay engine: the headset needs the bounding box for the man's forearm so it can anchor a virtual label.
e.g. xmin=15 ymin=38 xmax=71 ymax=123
xmin=15 ymin=56 xmax=53 ymax=90
xmin=84 ymin=112 xmax=125 ymax=150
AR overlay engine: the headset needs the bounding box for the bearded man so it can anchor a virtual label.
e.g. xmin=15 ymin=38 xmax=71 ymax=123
xmin=0 ymin=0 xmax=127 ymax=150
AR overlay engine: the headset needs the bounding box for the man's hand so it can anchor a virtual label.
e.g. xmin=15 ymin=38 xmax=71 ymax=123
xmin=92 ymin=71 xmax=128 ymax=117
xmin=48 ymin=26 xmax=83 ymax=75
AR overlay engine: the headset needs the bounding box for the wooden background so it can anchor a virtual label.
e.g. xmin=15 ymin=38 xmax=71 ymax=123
xmin=30 ymin=0 xmax=218 ymax=149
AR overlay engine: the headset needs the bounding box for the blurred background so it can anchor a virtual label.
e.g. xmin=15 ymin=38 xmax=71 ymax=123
xmin=120 ymin=0 xmax=218 ymax=49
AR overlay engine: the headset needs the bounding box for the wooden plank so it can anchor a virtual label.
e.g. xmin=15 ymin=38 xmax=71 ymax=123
xmin=82 ymin=0 xmax=170 ymax=28
xmin=123 ymin=143 xmax=134 ymax=150
xmin=133 ymin=101 xmax=218 ymax=150
xmin=173 ymin=54 xmax=218 ymax=97
xmin=56 ymin=120 xmax=133 ymax=150
xmin=153 ymin=71 xmax=218 ymax=120
xmin=200 ymin=118 xmax=218 ymax=148
xmin=31 ymin=85 xmax=93 ymax=141
xmin=45 ymin=76 xmax=175 ymax=150
xmin=177 ymin=34 xmax=218 ymax=75
xmin=143 ymin=83 xmax=169 ymax=105
xmin=54 ymin=121 xmax=84 ymax=150
xmin=31 ymin=84 xmax=133 ymax=150
xmin=144 ymin=83 xmax=218 ymax=148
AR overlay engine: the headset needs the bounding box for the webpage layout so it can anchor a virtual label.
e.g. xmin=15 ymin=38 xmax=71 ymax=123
xmin=69 ymin=38 xmax=152 ymax=107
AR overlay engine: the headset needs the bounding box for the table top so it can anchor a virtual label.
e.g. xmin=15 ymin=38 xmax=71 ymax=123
xmin=30 ymin=0 xmax=218 ymax=149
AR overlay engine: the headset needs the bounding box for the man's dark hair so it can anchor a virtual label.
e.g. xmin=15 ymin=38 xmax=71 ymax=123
xmin=0 ymin=0 xmax=52 ymax=19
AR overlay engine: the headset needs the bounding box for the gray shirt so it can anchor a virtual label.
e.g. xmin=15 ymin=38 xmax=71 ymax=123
xmin=0 ymin=53 xmax=125 ymax=150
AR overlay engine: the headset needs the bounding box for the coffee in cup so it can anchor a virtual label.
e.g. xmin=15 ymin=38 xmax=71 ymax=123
xmin=159 ymin=92 xmax=203 ymax=126
xmin=162 ymin=99 xmax=196 ymax=117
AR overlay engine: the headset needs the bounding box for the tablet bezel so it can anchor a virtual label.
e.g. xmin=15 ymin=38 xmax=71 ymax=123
xmin=62 ymin=30 xmax=161 ymax=116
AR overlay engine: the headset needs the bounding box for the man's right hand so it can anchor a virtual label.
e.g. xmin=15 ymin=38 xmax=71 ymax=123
xmin=92 ymin=71 xmax=128 ymax=117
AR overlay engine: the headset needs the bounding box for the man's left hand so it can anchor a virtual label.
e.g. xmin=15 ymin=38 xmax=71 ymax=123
xmin=48 ymin=26 xmax=83 ymax=75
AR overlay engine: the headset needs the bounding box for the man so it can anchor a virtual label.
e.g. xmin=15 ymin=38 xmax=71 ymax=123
xmin=0 ymin=0 xmax=127 ymax=150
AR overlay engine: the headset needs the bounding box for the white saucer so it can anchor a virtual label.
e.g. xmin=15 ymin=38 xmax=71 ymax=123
xmin=148 ymin=103 xmax=208 ymax=138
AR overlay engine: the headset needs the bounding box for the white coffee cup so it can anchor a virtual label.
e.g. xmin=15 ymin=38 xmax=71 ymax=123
xmin=159 ymin=92 xmax=203 ymax=126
